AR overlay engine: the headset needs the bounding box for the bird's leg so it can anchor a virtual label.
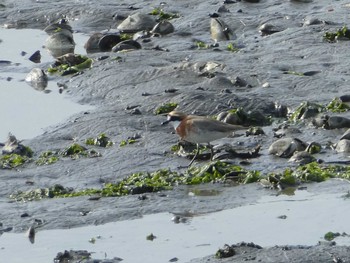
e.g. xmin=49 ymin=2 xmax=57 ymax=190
xmin=207 ymin=143 xmax=214 ymax=161
xmin=188 ymin=143 xmax=200 ymax=167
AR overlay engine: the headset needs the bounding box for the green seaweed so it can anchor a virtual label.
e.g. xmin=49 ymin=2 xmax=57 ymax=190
xmin=120 ymin=33 xmax=133 ymax=40
xmin=36 ymin=151 xmax=59 ymax=166
xmin=61 ymin=143 xmax=87 ymax=156
xmin=119 ymin=139 xmax=137 ymax=147
xmin=324 ymin=26 xmax=350 ymax=42
xmin=12 ymin=160 xmax=350 ymax=201
xmin=324 ymin=231 xmax=341 ymax=241
xmin=60 ymin=143 xmax=101 ymax=158
xmin=307 ymin=143 xmax=322 ymax=154
xmin=326 ymin=97 xmax=350 ymax=113
xmin=149 ymin=8 xmax=179 ymax=20
xmin=85 ymin=133 xmax=113 ymax=147
xmin=9 ymin=184 xmax=74 ymax=201
xmin=195 ymin=41 xmax=209 ymax=49
xmin=10 ymin=161 xmax=260 ymax=200
xmin=48 ymin=55 xmax=92 ymax=75
xmin=289 ymin=101 xmax=325 ymax=122
xmin=23 ymin=146 xmax=34 ymax=158
xmin=0 ymin=154 xmax=29 ymax=169
xmin=227 ymin=43 xmax=239 ymax=52
xmin=280 ymin=168 xmax=297 ymax=185
xmin=154 ymin=102 xmax=178 ymax=115
xmin=170 ymin=144 xmax=181 ymax=152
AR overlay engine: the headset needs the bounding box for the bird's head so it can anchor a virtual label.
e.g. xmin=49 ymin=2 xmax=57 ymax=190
xmin=161 ymin=111 xmax=187 ymax=128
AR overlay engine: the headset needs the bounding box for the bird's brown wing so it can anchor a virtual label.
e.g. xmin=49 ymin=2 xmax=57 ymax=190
xmin=187 ymin=117 xmax=245 ymax=133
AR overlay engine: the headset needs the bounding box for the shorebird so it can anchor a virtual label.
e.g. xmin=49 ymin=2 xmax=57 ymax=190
xmin=162 ymin=111 xmax=245 ymax=166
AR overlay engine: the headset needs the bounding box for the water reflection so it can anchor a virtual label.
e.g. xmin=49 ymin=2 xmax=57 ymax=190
xmin=44 ymin=19 xmax=75 ymax=58
xmin=0 ymin=28 xmax=90 ymax=141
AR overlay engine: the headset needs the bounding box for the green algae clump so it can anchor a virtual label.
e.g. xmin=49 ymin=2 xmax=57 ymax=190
xmin=9 ymin=184 xmax=74 ymax=202
xmin=289 ymin=101 xmax=325 ymax=122
xmin=119 ymin=139 xmax=137 ymax=147
xmin=36 ymin=151 xmax=59 ymax=166
xmin=48 ymin=54 xmax=92 ymax=75
xmin=326 ymin=97 xmax=350 ymax=113
xmin=0 ymin=154 xmax=29 ymax=169
xmin=324 ymin=26 xmax=350 ymax=42
xmin=12 ymin=159 xmax=350 ymax=202
xmin=149 ymin=8 xmax=179 ymax=20
xmin=85 ymin=133 xmax=113 ymax=147
xmin=324 ymin=232 xmax=341 ymax=241
xmin=60 ymin=143 xmax=101 ymax=159
xmin=11 ymin=161 xmax=261 ymax=200
xmin=227 ymin=43 xmax=239 ymax=52
xmin=154 ymin=102 xmax=178 ymax=115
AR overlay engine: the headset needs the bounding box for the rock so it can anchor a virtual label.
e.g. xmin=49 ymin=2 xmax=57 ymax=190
xmin=289 ymin=151 xmax=316 ymax=164
xmin=117 ymin=13 xmax=157 ymax=33
xmin=28 ymin=50 xmax=41 ymax=63
xmin=44 ymin=19 xmax=73 ymax=35
xmin=336 ymin=139 xmax=350 ymax=153
xmin=25 ymin=68 xmax=48 ymax=91
xmin=210 ymin=17 xmax=234 ymax=43
xmin=273 ymin=125 xmax=301 ymax=138
xmin=1 ymin=133 xmax=32 ymax=157
xmin=325 ymin=116 xmax=350 ymax=129
xmin=218 ymin=5 xmax=230 ymax=13
xmin=85 ymin=32 xmax=104 ymax=53
xmin=340 ymin=128 xmax=350 ymax=140
xmin=150 ymin=20 xmax=174 ymax=35
xmin=98 ymin=34 xmax=122 ymax=52
xmin=111 ymin=39 xmax=141 ymax=52
xmin=259 ymin=23 xmax=282 ymax=36
xmin=303 ymin=17 xmax=323 ymax=26
xmin=269 ymin=138 xmax=307 ymax=158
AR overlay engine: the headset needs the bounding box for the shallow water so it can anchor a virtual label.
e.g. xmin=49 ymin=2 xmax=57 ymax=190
xmin=1 ymin=186 xmax=350 ymax=263
xmin=0 ymin=28 xmax=92 ymax=142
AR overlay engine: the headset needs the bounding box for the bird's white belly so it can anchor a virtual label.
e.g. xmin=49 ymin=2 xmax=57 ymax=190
xmin=185 ymin=130 xmax=232 ymax=144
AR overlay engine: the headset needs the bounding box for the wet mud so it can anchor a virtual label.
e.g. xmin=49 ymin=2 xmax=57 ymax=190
xmin=1 ymin=0 xmax=350 ymax=262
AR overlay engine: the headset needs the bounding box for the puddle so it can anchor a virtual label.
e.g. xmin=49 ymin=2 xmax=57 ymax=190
xmin=0 ymin=28 xmax=92 ymax=142
xmin=1 ymin=188 xmax=350 ymax=263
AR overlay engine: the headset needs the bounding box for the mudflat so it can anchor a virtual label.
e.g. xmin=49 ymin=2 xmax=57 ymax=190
xmin=1 ymin=0 xmax=350 ymax=262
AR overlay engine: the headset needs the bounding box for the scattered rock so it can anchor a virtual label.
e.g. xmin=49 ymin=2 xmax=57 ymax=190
xmin=28 ymin=50 xmax=41 ymax=63
xmin=210 ymin=17 xmax=234 ymax=43
xmin=269 ymin=138 xmax=307 ymax=158
xmin=25 ymin=68 xmax=48 ymax=90
xmin=117 ymin=13 xmax=157 ymax=33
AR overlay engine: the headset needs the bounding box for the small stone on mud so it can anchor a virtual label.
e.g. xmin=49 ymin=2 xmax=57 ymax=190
xmin=20 ymin=213 xmax=30 ymax=218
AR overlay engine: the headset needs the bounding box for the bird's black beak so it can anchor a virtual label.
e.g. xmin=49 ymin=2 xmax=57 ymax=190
xmin=161 ymin=120 xmax=170 ymax=125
